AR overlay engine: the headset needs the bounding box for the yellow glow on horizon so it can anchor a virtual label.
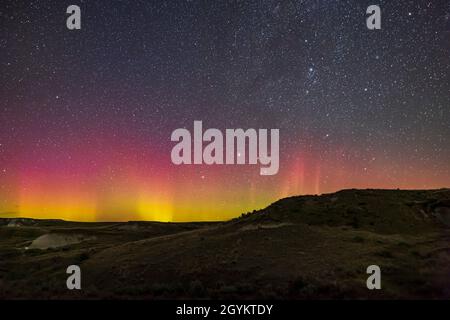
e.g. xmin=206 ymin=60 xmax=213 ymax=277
xmin=3 ymin=157 xmax=448 ymax=223
xmin=17 ymin=199 xmax=98 ymax=222
xmin=138 ymin=192 xmax=173 ymax=222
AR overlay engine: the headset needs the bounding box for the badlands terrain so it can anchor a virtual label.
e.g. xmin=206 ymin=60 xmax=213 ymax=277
xmin=1 ymin=188 xmax=450 ymax=299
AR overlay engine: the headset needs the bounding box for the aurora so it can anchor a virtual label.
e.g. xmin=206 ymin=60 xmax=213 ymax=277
xmin=0 ymin=1 xmax=448 ymax=222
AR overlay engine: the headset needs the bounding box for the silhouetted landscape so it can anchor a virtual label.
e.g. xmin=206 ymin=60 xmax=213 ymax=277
xmin=1 ymin=188 xmax=450 ymax=299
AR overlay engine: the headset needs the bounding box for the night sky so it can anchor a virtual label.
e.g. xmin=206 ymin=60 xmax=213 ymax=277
xmin=1 ymin=0 xmax=449 ymax=222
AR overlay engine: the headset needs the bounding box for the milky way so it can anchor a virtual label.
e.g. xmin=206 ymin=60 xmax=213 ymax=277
xmin=1 ymin=0 xmax=449 ymax=221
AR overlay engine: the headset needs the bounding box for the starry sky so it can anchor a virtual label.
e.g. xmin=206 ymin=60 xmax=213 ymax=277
xmin=1 ymin=0 xmax=449 ymax=222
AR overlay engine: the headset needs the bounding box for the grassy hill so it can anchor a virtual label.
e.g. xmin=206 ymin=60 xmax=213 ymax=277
xmin=1 ymin=188 xmax=450 ymax=299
